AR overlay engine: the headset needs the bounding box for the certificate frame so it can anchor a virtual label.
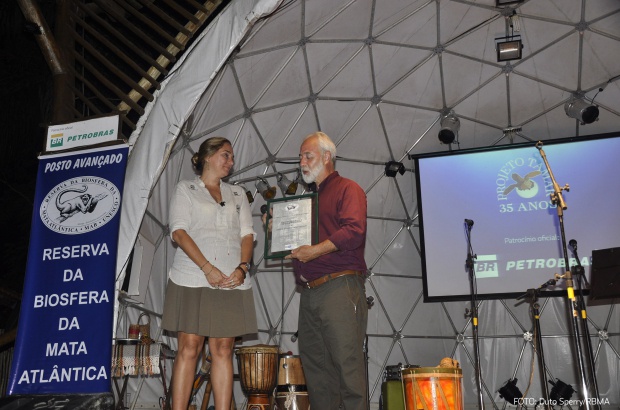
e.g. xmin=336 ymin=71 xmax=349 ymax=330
xmin=264 ymin=193 xmax=318 ymax=259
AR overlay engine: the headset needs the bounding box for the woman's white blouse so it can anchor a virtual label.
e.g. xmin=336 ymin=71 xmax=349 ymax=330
xmin=168 ymin=178 xmax=256 ymax=289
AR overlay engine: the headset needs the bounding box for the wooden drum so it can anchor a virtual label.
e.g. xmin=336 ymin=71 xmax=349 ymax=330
xmin=277 ymin=355 xmax=306 ymax=386
xmin=274 ymin=354 xmax=309 ymax=410
xmin=235 ymin=345 xmax=279 ymax=410
xmin=402 ymin=367 xmax=463 ymax=410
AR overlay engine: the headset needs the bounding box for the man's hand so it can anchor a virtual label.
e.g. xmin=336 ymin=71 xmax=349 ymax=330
xmin=261 ymin=207 xmax=273 ymax=231
xmin=285 ymin=240 xmax=338 ymax=263
xmin=285 ymin=245 xmax=317 ymax=263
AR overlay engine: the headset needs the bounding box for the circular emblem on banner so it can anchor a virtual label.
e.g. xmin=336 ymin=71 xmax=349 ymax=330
xmin=39 ymin=176 xmax=121 ymax=235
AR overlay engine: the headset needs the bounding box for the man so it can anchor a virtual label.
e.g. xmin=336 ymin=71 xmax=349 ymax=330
xmin=285 ymin=131 xmax=368 ymax=410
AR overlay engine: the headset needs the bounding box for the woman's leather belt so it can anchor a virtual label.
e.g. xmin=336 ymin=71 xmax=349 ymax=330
xmin=303 ymin=270 xmax=362 ymax=289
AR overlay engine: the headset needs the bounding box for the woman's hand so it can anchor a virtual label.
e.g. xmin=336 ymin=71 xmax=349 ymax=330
xmin=219 ymin=267 xmax=245 ymax=289
xmin=204 ymin=265 xmax=227 ymax=288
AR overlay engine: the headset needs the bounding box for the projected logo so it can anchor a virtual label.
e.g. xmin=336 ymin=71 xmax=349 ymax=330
xmin=475 ymin=254 xmax=499 ymax=278
xmin=496 ymin=157 xmax=554 ymax=213
xmin=40 ymin=177 xmax=121 ymax=235
xmin=502 ymin=171 xmax=541 ymax=198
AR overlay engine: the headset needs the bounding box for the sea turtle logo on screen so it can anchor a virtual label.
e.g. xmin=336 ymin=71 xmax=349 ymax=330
xmin=39 ymin=176 xmax=121 ymax=235
xmin=496 ymin=157 xmax=554 ymax=213
xmin=502 ymin=170 xmax=541 ymax=198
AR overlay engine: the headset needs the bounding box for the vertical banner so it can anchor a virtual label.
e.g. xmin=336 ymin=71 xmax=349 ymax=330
xmin=8 ymin=143 xmax=128 ymax=395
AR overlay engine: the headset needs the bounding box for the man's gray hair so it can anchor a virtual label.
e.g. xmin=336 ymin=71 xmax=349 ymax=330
xmin=305 ymin=131 xmax=336 ymax=164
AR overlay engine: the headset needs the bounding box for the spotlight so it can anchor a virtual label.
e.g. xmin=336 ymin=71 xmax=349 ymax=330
xmin=549 ymin=379 xmax=574 ymax=403
xmin=498 ymin=378 xmax=523 ymax=406
xmin=438 ymin=111 xmax=460 ymax=144
xmin=496 ymin=36 xmax=523 ymax=62
xmin=255 ymin=178 xmax=277 ymax=200
xmin=384 ymin=161 xmax=405 ymax=178
xmin=565 ymin=98 xmax=599 ymax=125
xmin=277 ymin=173 xmax=298 ymax=196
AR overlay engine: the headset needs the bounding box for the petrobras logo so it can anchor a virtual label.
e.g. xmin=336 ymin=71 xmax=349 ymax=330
xmin=65 ymin=128 xmax=115 ymax=143
xmin=495 ymin=156 xmax=556 ymax=214
xmin=46 ymin=116 xmax=119 ymax=151
xmin=39 ymin=176 xmax=121 ymax=235
xmin=50 ymin=133 xmax=64 ymax=148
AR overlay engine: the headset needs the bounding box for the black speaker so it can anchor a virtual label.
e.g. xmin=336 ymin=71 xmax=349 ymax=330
xmin=0 ymin=393 xmax=114 ymax=410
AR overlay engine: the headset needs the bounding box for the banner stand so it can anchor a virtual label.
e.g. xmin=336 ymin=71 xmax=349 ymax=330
xmin=6 ymin=116 xmax=127 ymax=405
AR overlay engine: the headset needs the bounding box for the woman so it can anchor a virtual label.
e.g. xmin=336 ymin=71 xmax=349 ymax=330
xmin=162 ymin=137 xmax=257 ymax=410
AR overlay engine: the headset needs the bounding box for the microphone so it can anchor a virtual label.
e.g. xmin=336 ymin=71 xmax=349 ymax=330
xmin=540 ymin=278 xmax=557 ymax=289
xmin=569 ymin=239 xmax=577 ymax=250
xmin=464 ymin=219 xmax=474 ymax=227
xmin=291 ymin=331 xmax=298 ymax=342
xmin=220 ymin=201 xmax=226 ymax=207
xmin=260 ymin=204 xmax=268 ymax=215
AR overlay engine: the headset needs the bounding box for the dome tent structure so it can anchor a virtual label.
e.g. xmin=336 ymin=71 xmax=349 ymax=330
xmin=115 ymin=0 xmax=620 ymax=408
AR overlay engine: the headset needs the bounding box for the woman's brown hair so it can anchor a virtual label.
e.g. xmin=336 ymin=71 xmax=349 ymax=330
xmin=191 ymin=136 xmax=231 ymax=173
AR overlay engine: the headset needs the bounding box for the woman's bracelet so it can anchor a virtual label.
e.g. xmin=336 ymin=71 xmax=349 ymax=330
xmin=200 ymin=262 xmax=214 ymax=276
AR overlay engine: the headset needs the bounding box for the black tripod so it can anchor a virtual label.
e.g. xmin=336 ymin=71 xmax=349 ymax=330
xmin=517 ymin=286 xmax=553 ymax=409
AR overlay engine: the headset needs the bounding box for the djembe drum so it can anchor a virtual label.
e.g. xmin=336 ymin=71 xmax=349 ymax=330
xmin=402 ymin=367 xmax=463 ymax=410
xmin=235 ymin=345 xmax=279 ymax=410
xmin=274 ymin=354 xmax=309 ymax=410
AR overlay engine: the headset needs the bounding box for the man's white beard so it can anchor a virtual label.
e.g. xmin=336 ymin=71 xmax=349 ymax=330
xmin=302 ymin=161 xmax=324 ymax=184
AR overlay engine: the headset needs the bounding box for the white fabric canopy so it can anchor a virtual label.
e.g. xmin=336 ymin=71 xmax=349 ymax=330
xmin=115 ymin=0 xmax=620 ymax=408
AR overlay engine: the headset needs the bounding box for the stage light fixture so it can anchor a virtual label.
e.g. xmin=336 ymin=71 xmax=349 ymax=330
xmin=438 ymin=111 xmax=460 ymax=144
xmin=564 ymin=98 xmax=599 ymax=125
xmin=384 ymin=161 xmax=405 ymax=178
xmin=498 ymin=378 xmax=523 ymax=405
xmin=496 ymin=36 xmax=523 ymax=62
xmin=277 ymin=173 xmax=298 ymax=196
xmin=549 ymin=379 xmax=574 ymax=403
xmin=255 ymin=177 xmax=277 ymax=200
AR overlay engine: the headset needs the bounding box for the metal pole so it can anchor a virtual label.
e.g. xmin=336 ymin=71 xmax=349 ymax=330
xmin=535 ymin=141 xmax=598 ymax=410
xmin=465 ymin=221 xmax=485 ymax=410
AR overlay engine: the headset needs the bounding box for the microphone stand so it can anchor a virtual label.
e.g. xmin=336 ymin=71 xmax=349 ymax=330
xmin=569 ymin=240 xmax=601 ymax=402
xmin=465 ymin=220 xmax=484 ymax=410
xmin=535 ymin=141 xmax=599 ymax=410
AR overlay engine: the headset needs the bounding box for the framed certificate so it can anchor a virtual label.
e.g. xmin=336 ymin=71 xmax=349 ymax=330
xmin=264 ymin=193 xmax=318 ymax=259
